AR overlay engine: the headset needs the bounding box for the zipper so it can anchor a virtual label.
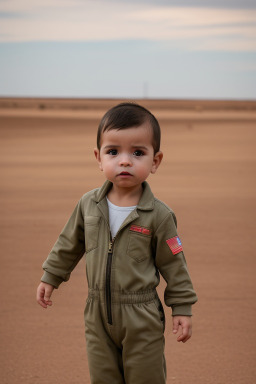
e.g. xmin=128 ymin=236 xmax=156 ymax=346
xmin=97 ymin=199 xmax=137 ymax=326
xmin=106 ymin=238 xmax=115 ymax=325
xmin=104 ymin=213 xmax=137 ymax=325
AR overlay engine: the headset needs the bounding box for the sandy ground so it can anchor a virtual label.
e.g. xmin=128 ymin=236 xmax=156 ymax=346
xmin=1 ymin=98 xmax=256 ymax=383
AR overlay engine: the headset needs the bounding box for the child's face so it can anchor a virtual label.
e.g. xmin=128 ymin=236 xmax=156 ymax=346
xmin=94 ymin=123 xmax=163 ymax=190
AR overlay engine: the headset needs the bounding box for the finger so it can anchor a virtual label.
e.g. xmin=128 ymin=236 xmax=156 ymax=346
xmin=36 ymin=285 xmax=43 ymax=302
xmin=37 ymin=293 xmax=48 ymax=308
xmin=177 ymin=333 xmax=191 ymax=343
xmin=43 ymin=296 xmax=52 ymax=305
xmin=179 ymin=324 xmax=189 ymax=341
xmin=177 ymin=325 xmax=192 ymax=343
xmin=36 ymin=287 xmax=46 ymax=308
xmin=36 ymin=285 xmax=50 ymax=308
xmin=37 ymin=295 xmax=52 ymax=308
xmin=180 ymin=331 xmax=192 ymax=343
xmin=44 ymin=286 xmax=53 ymax=306
xmin=38 ymin=299 xmax=48 ymax=308
xmin=172 ymin=317 xmax=180 ymax=334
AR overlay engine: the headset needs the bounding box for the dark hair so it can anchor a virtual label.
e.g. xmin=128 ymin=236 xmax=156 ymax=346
xmin=97 ymin=102 xmax=161 ymax=154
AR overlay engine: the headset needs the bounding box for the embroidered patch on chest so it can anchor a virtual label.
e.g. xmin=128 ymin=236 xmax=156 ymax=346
xmin=130 ymin=225 xmax=151 ymax=236
xmin=166 ymin=236 xmax=183 ymax=255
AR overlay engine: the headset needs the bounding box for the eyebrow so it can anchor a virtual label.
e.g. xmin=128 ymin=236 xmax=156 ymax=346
xmin=103 ymin=145 xmax=121 ymax=149
xmin=103 ymin=145 xmax=149 ymax=150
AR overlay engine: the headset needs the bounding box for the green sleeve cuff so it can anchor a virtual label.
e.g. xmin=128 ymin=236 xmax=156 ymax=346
xmin=41 ymin=271 xmax=63 ymax=289
xmin=171 ymin=304 xmax=192 ymax=316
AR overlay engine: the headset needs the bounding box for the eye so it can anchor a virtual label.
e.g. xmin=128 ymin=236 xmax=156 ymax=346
xmin=133 ymin=149 xmax=144 ymax=157
xmin=107 ymin=149 xmax=118 ymax=156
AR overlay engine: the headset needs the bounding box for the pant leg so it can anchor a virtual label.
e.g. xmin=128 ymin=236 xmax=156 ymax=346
xmin=120 ymin=300 xmax=166 ymax=384
xmin=84 ymin=297 xmax=125 ymax=384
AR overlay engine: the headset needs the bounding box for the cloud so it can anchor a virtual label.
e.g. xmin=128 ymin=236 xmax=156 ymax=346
xmin=0 ymin=1 xmax=255 ymax=52
xmin=134 ymin=7 xmax=256 ymax=25
xmin=116 ymin=0 xmax=256 ymax=8
xmin=191 ymin=38 xmax=256 ymax=52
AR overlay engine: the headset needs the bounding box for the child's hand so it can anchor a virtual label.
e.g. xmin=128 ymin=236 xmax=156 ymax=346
xmin=36 ymin=282 xmax=54 ymax=309
xmin=172 ymin=315 xmax=192 ymax=343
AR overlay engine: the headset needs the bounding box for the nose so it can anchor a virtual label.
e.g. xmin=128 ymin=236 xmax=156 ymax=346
xmin=119 ymin=153 xmax=132 ymax=167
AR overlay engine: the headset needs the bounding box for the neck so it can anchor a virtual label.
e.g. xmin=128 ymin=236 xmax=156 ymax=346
xmin=107 ymin=184 xmax=143 ymax=207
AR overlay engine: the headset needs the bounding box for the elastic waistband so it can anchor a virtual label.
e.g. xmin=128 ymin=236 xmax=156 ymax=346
xmin=88 ymin=288 xmax=158 ymax=304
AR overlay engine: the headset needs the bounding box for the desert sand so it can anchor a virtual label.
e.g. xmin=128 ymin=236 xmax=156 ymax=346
xmin=1 ymin=97 xmax=256 ymax=383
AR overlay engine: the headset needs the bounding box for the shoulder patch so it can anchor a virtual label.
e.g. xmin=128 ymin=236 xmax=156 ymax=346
xmin=166 ymin=236 xmax=183 ymax=255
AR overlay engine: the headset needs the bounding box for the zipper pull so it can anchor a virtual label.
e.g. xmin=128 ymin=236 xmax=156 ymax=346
xmin=108 ymin=237 xmax=115 ymax=253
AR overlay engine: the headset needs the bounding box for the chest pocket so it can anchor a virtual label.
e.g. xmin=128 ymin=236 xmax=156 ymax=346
xmin=84 ymin=216 xmax=101 ymax=253
xmin=127 ymin=232 xmax=152 ymax=263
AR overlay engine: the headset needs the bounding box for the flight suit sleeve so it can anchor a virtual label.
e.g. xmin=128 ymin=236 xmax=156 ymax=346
xmin=41 ymin=198 xmax=85 ymax=288
xmin=154 ymin=212 xmax=198 ymax=316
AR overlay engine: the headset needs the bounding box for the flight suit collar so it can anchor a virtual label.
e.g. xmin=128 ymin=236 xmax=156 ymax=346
xmin=94 ymin=180 xmax=155 ymax=211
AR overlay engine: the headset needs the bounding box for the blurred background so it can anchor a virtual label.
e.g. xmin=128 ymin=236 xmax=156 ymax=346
xmin=0 ymin=1 xmax=256 ymax=384
xmin=0 ymin=0 xmax=256 ymax=100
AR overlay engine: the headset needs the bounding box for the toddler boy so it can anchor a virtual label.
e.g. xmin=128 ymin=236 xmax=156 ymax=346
xmin=37 ymin=102 xmax=197 ymax=384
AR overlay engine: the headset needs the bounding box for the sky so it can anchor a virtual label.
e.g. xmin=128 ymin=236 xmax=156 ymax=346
xmin=0 ymin=0 xmax=256 ymax=100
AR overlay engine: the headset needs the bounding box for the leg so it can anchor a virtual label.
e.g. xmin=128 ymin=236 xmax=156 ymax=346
xmin=84 ymin=298 xmax=125 ymax=384
xmin=121 ymin=301 xmax=166 ymax=384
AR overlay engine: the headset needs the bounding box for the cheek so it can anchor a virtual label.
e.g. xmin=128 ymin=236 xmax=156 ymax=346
xmin=101 ymin=159 xmax=115 ymax=173
xmin=136 ymin=161 xmax=152 ymax=176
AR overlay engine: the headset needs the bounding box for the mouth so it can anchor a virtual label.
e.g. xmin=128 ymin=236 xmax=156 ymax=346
xmin=118 ymin=171 xmax=132 ymax=176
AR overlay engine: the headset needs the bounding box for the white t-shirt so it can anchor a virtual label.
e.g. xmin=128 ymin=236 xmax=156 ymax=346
xmin=106 ymin=198 xmax=137 ymax=238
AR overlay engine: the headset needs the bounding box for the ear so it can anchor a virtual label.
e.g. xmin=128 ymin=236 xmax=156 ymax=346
xmin=94 ymin=148 xmax=103 ymax=171
xmin=151 ymin=151 xmax=163 ymax=174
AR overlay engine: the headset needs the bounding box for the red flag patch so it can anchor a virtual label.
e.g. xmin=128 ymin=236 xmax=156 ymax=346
xmin=130 ymin=225 xmax=151 ymax=236
xmin=166 ymin=236 xmax=183 ymax=255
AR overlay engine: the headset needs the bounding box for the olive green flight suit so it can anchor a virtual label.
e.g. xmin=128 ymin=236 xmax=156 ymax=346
xmin=41 ymin=181 xmax=197 ymax=384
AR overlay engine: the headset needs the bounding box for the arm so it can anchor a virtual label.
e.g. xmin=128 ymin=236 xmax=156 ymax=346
xmin=36 ymin=282 xmax=54 ymax=309
xmin=154 ymin=211 xmax=198 ymax=317
xmin=41 ymin=198 xmax=85 ymax=288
